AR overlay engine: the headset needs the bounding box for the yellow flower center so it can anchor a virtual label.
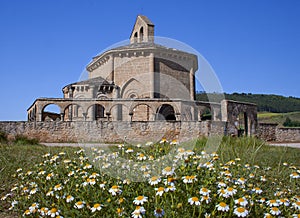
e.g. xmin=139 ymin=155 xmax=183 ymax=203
xmin=151 ymin=176 xmax=158 ymax=181
xmin=77 ymin=201 xmax=83 ymax=205
xmin=157 ymin=187 xmax=164 ymax=192
xmin=164 ymin=167 xmax=171 ymax=172
xmin=227 ymin=187 xmax=233 ymax=191
xmin=111 ymin=185 xmax=118 ymax=189
xmin=219 ymin=202 xmax=227 ymax=207
xmin=271 ymin=207 xmax=279 ymax=211
xmin=192 ymin=197 xmax=199 ymax=202
xmin=270 ymin=199 xmax=276 ymax=204
xmin=94 ymin=203 xmax=100 ymax=208
xmin=136 ymin=196 xmax=144 ymax=201
xmin=238 ymin=198 xmax=245 ymax=202
xmin=237 ymin=207 xmax=245 ymax=213
xmin=202 ymin=188 xmax=208 ymax=192
xmin=50 ymin=208 xmax=57 ymax=213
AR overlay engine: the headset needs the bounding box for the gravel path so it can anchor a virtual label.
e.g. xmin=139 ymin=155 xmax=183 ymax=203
xmin=41 ymin=142 xmax=300 ymax=149
xmin=41 ymin=143 xmax=113 ymax=147
xmin=268 ymin=143 xmax=300 ymax=149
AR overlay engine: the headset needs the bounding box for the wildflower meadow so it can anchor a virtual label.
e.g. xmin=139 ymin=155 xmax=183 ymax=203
xmin=1 ymin=137 xmax=300 ymax=217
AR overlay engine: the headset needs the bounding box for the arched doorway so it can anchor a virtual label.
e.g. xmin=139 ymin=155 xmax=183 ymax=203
xmin=156 ymin=104 xmax=176 ymax=121
xmin=87 ymin=104 xmax=105 ymax=121
xmin=42 ymin=104 xmax=61 ymax=121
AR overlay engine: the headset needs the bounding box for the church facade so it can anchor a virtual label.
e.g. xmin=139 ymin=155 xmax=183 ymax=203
xmin=27 ymin=15 xmax=257 ymax=137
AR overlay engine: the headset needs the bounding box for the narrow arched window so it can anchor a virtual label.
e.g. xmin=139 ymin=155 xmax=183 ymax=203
xmin=139 ymin=27 xmax=144 ymax=42
xmin=134 ymin=32 xmax=138 ymax=43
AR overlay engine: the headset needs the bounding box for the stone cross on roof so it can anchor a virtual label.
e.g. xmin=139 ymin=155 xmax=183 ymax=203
xmin=130 ymin=15 xmax=155 ymax=44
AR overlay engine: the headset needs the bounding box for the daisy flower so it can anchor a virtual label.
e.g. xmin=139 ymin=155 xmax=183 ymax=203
xmin=137 ymin=153 xmax=147 ymax=161
xmin=235 ymin=197 xmax=248 ymax=206
xmin=252 ymin=187 xmax=263 ymax=194
xmin=46 ymin=190 xmax=54 ymax=196
xmin=154 ymin=208 xmax=165 ymax=217
xmin=29 ymin=203 xmax=39 ymax=212
xmin=29 ymin=188 xmax=38 ymax=195
xmin=155 ymin=187 xmax=165 ymax=196
xmin=91 ymin=203 xmax=103 ymax=213
xmin=264 ymin=213 xmax=272 ymax=218
xmin=165 ymin=185 xmax=176 ymax=192
xmin=66 ymin=195 xmax=74 ymax=203
xmin=74 ymin=201 xmax=85 ymax=209
xmin=266 ymin=199 xmax=279 ymax=207
xmin=293 ymin=201 xmax=300 ymax=210
xmin=270 ymin=207 xmax=281 ymax=216
xmin=236 ymin=177 xmax=246 ymax=186
xmin=218 ymin=188 xmax=229 ymax=198
xmin=160 ymin=138 xmax=167 ymax=143
xmin=225 ymin=187 xmax=237 ymax=197
xmin=217 ymin=181 xmax=227 ymax=188
xmin=23 ymin=209 xmax=31 ymax=216
xmin=292 ymin=214 xmax=300 ymax=218
xmin=83 ymin=163 xmax=92 ymax=169
xmin=133 ymin=196 xmax=148 ymax=205
xmin=116 ymin=207 xmax=124 ymax=216
xmin=249 ymin=173 xmax=255 ymax=178
xmin=199 ymin=187 xmax=211 ymax=196
xmin=216 ymin=202 xmax=229 ymax=212
xmin=182 ymin=175 xmax=197 ymax=184
xmin=54 ymin=184 xmax=62 ymax=191
xmin=140 ymin=165 xmax=149 ymax=172
xmin=278 ymin=198 xmax=290 ymax=206
xmin=89 ymin=172 xmax=100 ymax=178
xmin=170 ymin=139 xmax=178 ymax=145
xmin=47 ymin=208 xmax=60 ymax=217
xmin=233 ymin=207 xmax=249 ymax=217
xmin=201 ymin=196 xmax=211 ymax=204
xmin=149 ymin=176 xmax=161 ymax=185
xmin=126 ymin=148 xmax=134 ymax=153
xmin=39 ymin=207 xmax=49 ymax=216
xmin=162 ymin=166 xmax=174 ymax=176
xmin=132 ymin=206 xmax=146 ymax=218
xmin=109 ymin=185 xmax=122 ymax=196
xmin=290 ymin=172 xmax=300 ymax=179
xmin=188 ymin=197 xmax=200 ymax=205
xmin=46 ymin=173 xmax=54 ymax=180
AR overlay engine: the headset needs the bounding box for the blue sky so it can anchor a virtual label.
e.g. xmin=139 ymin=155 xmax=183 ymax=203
xmin=0 ymin=0 xmax=299 ymax=120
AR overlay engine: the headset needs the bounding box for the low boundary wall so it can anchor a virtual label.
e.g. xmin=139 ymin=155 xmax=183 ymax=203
xmin=257 ymin=123 xmax=300 ymax=142
xmin=1 ymin=121 xmax=298 ymax=143
xmin=0 ymin=121 xmax=225 ymax=143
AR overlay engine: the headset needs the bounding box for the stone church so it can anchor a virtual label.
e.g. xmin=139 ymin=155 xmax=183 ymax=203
xmin=27 ymin=15 xmax=257 ymax=137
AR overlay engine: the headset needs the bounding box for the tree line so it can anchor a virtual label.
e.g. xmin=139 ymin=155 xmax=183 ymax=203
xmin=196 ymin=92 xmax=300 ymax=113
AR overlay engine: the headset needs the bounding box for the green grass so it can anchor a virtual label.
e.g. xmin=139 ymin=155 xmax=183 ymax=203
xmin=258 ymin=111 xmax=300 ymax=127
xmin=0 ymin=143 xmax=77 ymax=217
xmin=1 ymin=137 xmax=299 ymax=217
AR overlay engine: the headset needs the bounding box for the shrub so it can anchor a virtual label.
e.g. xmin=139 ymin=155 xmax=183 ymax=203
xmin=0 ymin=131 xmax=8 ymax=143
xmin=13 ymin=135 xmax=39 ymax=145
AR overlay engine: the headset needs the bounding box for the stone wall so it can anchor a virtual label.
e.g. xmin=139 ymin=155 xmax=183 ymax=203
xmin=275 ymin=127 xmax=300 ymax=142
xmin=257 ymin=123 xmax=278 ymax=141
xmin=0 ymin=121 xmax=226 ymax=143
xmin=257 ymin=123 xmax=300 ymax=142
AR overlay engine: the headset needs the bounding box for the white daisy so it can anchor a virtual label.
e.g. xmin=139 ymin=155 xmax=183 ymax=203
xmin=233 ymin=207 xmax=249 ymax=217
xmin=188 ymin=197 xmax=200 ymax=205
xmin=133 ymin=196 xmax=148 ymax=205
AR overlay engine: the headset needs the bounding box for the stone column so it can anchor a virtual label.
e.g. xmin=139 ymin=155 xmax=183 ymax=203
xmin=60 ymin=113 xmax=65 ymax=121
xmin=149 ymin=53 xmax=155 ymax=98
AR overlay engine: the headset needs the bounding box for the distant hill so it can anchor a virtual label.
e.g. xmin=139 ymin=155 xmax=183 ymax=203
xmin=196 ymin=92 xmax=300 ymax=113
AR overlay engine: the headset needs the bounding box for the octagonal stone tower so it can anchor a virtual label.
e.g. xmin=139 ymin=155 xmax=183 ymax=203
xmin=84 ymin=15 xmax=198 ymax=101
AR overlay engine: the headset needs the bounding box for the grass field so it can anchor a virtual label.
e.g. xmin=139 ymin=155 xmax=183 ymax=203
xmin=0 ymin=138 xmax=300 ymax=217
xmin=258 ymin=111 xmax=300 ymax=127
